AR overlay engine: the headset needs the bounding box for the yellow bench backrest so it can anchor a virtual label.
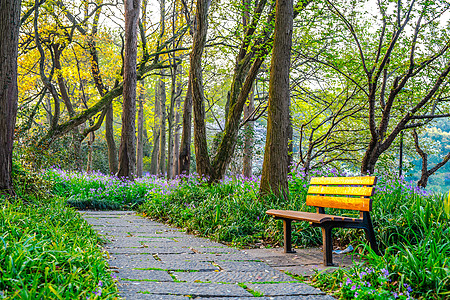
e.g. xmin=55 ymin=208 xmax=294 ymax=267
xmin=306 ymin=176 xmax=377 ymax=212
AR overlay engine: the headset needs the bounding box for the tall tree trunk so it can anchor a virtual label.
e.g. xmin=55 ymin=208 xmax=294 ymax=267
xmin=191 ymin=0 xmax=212 ymax=177
xmin=167 ymin=63 xmax=177 ymax=180
xmin=172 ymin=65 xmax=182 ymax=178
xmin=242 ymin=84 xmax=254 ymax=178
xmin=178 ymin=78 xmax=193 ymax=176
xmin=0 ymin=0 xmax=21 ymax=196
xmin=158 ymin=72 xmax=167 ymax=176
xmin=136 ymin=88 xmax=145 ymax=177
xmin=260 ymin=0 xmax=293 ymax=198
xmin=117 ymin=0 xmax=141 ymax=180
xmin=105 ymin=101 xmax=118 ymax=174
xmin=86 ymin=130 xmax=95 ymax=172
xmin=150 ymin=83 xmax=160 ymax=174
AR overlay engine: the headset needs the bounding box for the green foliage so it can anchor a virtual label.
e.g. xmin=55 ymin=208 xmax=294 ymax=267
xmin=0 ymin=198 xmax=118 ymax=299
xmin=48 ymin=168 xmax=450 ymax=297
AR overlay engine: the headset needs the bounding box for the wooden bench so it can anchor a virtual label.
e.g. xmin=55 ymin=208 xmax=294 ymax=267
xmin=266 ymin=176 xmax=380 ymax=266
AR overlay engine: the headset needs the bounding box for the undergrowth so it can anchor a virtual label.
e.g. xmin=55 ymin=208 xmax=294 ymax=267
xmin=0 ymin=164 xmax=118 ymax=299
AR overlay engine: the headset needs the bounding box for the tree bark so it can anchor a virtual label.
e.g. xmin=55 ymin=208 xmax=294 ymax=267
xmin=242 ymin=84 xmax=255 ymax=178
xmin=178 ymin=78 xmax=193 ymax=176
xmin=167 ymin=63 xmax=177 ymax=180
xmin=86 ymin=131 xmax=95 ymax=172
xmin=191 ymin=0 xmax=212 ymax=177
xmin=105 ymin=101 xmax=118 ymax=174
xmin=117 ymin=0 xmax=141 ymax=180
xmin=136 ymin=88 xmax=145 ymax=177
xmin=412 ymin=129 xmax=450 ymax=188
xmin=158 ymin=71 xmax=167 ymax=176
xmin=150 ymin=83 xmax=161 ymax=174
xmin=172 ymin=65 xmax=182 ymax=178
xmin=0 ymin=0 xmax=21 ymax=196
xmin=260 ymin=0 xmax=293 ymax=198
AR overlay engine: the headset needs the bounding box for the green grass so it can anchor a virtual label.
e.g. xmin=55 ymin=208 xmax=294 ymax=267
xmin=0 ymin=165 xmax=118 ymax=299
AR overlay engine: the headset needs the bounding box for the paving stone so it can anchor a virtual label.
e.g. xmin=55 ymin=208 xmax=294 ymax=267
xmin=174 ymin=270 xmax=295 ymax=283
xmin=107 ymin=240 xmax=146 ymax=248
xmin=192 ymin=247 xmax=241 ymax=254
xmin=80 ymin=210 xmax=134 ymax=215
xmin=173 ymin=237 xmax=228 ymax=247
xmin=158 ymin=253 xmax=254 ymax=262
xmin=119 ymin=291 xmax=189 ymax=300
xmin=106 ymin=247 xmax=195 ymax=255
xmin=192 ymin=296 xmax=335 ymax=300
xmin=246 ymin=282 xmax=325 ymax=296
xmin=118 ymin=281 xmax=253 ymax=297
xmin=215 ymin=261 xmax=274 ymax=272
xmin=110 ymin=254 xmax=218 ymax=271
xmin=116 ymin=269 xmax=173 ymax=281
xmin=107 ymin=237 xmax=178 ymax=243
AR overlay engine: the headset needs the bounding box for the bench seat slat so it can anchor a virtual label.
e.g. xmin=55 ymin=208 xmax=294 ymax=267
xmin=306 ymin=195 xmax=371 ymax=211
xmin=266 ymin=209 xmax=363 ymax=224
xmin=308 ymin=185 xmax=374 ymax=197
xmin=310 ymin=176 xmax=376 ymax=186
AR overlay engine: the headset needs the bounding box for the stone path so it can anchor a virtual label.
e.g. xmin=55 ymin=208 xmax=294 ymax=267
xmin=80 ymin=211 xmax=336 ymax=300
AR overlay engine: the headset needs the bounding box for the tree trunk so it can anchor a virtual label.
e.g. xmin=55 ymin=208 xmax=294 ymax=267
xmin=242 ymin=84 xmax=255 ymax=178
xmin=172 ymin=66 xmax=182 ymax=178
xmin=167 ymin=63 xmax=177 ymax=180
xmin=191 ymin=0 xmax=212 ymax=177
xmin=150 ymin=83 xmax=160 ymax=174
xmin=412 ymin=129 xmax=450 ymax=188
xmin=178 ymin=78 xmax=193 ymax=176
xmin=86 ymin=130 xmax=95 ymax=172
xmin=0 ymin=0 xmax=21 ymax=196
xmin=117 ymin=0 xmax=141 ymax=180
xmin=105 ymin=101 xmax=118 ymax=174
xmin=136 ymin=88 xmax=145 ymax=177
xmin=158 ymin=72 xmax=167 ymax=176
xmin=260 ymin=0 xmax=293 ymax=198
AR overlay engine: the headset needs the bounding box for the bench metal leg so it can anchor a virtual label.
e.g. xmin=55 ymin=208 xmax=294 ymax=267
xmin=362 ymin=212 xmax=381 ymax=255
xmin=321 ymin=226 xmax=334 ymax=266
xmin=283 ymin=219 xmax=296 ymax=253
xmin=364 ymin=225 xmax=380 ymax=255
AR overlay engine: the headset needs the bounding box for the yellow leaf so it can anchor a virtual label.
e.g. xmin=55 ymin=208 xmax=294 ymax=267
xmin=48 ymin=285 xmax=63 ymax=300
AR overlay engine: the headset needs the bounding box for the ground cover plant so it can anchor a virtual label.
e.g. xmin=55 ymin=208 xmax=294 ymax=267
xmin=0 ymin=166 xmax=118 ymax=299
xmin=48 ymin=168 xmax=450 ymax=299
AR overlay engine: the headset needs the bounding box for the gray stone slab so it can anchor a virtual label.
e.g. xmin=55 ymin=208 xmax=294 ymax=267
xmin=192 ymin=247 xmax=241 ymax=254
xmin=79 ymin=210 xmax=134 ymax=215
xmin=107 ymin=237 xmax=177 ymax=243
xmin=158 ymin=253 xmax=254 ymax=262
xmin=116 ymin=269 xmax=173 ymax=282
xmin=173 ymin=237 xmax=228 ymax=247
xmin=106 ymin=247 xmax=195 ymax=255
xmin=215 ymin=261 xmax=274 ymax=272
xmin=107 ymin=240 xmax=146 ymax=248
xmin=118 ymin=281 xmax=253 ymax=297
xmin=109 ymin=254 xmax=157 ymax=269
xmin=193 ymin=296 xmax=335 ymax=300
xmin=246 ymin=283 xmax=325 ymax=296
xmin=175 ymin=270 xmax=296 ymax=283
xmin=110 ymin=254 xmax=218 ymax=271
xmin=119 ymin=291 xmax=189 ymax=300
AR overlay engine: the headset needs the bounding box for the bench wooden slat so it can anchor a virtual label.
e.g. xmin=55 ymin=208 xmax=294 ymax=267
xmin=266 ymin=209 xmax=363 ymax=224
xmin=307 ymin=185 xmax=374 ymax=197
xmin=310 ymin=176 xmax=376 ymax=186
xmin=306 ymin=195 xmax=372 ymax=211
